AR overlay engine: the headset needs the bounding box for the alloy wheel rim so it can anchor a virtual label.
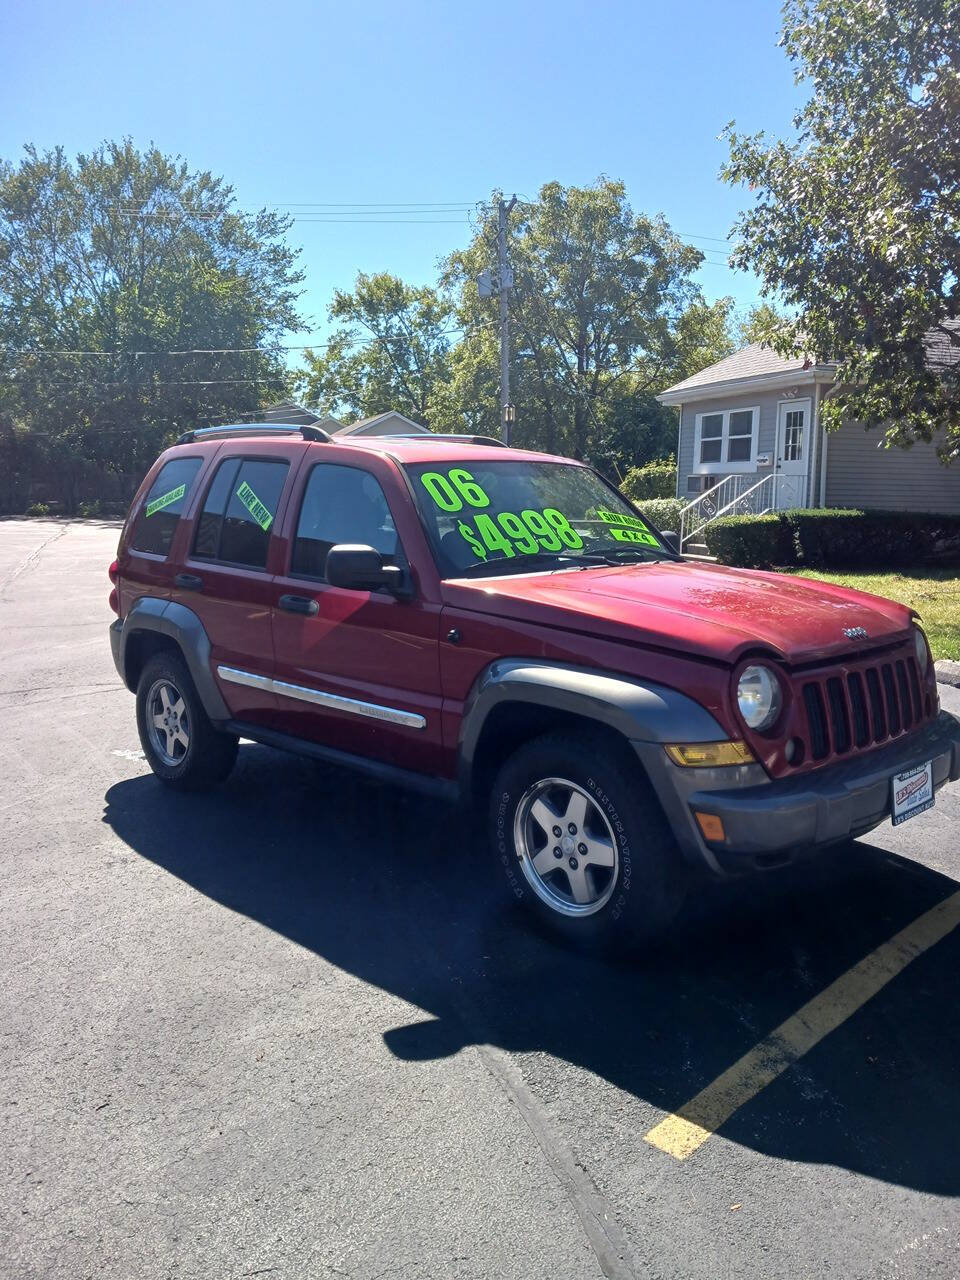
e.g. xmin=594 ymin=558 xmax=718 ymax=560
xmin=513 ymin=776 xmax=619 ymax=917
xmin=147 ymin=678 xmax=190 ymax=766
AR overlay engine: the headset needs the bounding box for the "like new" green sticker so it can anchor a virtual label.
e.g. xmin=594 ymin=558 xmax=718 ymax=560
xmin=236 ymin=480 xmax=273 ymax=531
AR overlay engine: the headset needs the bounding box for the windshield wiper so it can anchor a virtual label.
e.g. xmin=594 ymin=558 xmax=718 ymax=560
xmin=453 ymin=547 xmax=670 ymax=578
xmin=455 ymin=552 xmax=581 ymax=578
xmin=566 ymin=547 xmax=669 ymax=566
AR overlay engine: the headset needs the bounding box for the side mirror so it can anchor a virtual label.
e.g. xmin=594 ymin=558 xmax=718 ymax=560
xmin=326 ymin=544 xmax=409 ymax=595
xmin=660 ymin=530 xmax=680 ymax=554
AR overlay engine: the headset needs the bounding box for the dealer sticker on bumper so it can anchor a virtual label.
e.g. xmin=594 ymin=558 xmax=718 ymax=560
xmin=891 ymin=760 xmax=935 ymax=825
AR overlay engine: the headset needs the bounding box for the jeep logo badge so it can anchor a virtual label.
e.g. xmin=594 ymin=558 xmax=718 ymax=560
xmin=843 ymin=626 xmax=869 ymax=640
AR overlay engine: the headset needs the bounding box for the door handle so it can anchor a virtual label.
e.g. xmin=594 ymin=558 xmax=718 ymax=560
xmin=175 ymin=573 xmax=204 ymax=591
xmin=278 ymin=593 xmax=319 ymax=616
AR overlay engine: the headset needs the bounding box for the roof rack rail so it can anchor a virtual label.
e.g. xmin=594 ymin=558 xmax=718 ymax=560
xmin=176 ymin=422 xmax=332 ymax=445
xmin=385 ymin=433 xmax=507 ymax=447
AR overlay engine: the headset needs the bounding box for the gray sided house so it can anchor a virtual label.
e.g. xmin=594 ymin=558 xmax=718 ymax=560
xmin=263 ymin=403 xmax=430 ymax=437
xmin=657 ymin=342 xmax=960 ymax=549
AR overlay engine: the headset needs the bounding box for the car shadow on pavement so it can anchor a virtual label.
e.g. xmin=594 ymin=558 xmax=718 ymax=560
xmin=103 ymin=742 xmax=960 ymax=1195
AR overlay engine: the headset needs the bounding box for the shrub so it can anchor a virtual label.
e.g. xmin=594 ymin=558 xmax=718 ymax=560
xmin=77 ymin=499 xmax=103 ymax=518
xmin=24 ymin=502 xmax=51 ymax=517
xmin=703 ymin=513 xmax=795 ymax=568
xmin=632 ymin=497 xmax=684 ymax=534
xmin=621 ymin=457 xmax=677 ymax=502
xmin=704 ymin=509 xmax=960 ymax=570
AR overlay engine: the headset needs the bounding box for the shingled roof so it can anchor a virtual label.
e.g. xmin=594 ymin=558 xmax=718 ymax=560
xmin=923 ymin=319 xmax=960 ymax=374
xmin=660 ymin=319 xmax=960 ymax=403
xmin=659 ymin=343 xmax=824 ymax=398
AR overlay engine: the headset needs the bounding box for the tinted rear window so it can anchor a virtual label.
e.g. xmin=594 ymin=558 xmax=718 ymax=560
xmin=129 ymin=457 xmax=203 ymax=557
xmin=193 ymin=457 xmax=289 ymax=569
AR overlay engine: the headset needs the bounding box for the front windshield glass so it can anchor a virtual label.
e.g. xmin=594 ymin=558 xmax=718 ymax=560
xmin=404 ymin=458 xmax=672 ymax=578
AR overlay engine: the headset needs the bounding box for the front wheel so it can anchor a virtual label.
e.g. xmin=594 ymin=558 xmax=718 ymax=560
xmin=490 ymin=731 xmax=685 ymax=951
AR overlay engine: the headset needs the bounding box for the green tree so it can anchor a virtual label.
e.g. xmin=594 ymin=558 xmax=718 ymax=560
xmin=723 ymin=0 xmax=960 ymax=458
xmin=441 ymin=180 xmax=706 ymax=464
xmin=0 ymin=140 xmax=303 ymax=509
xmin=299 ymin=272 xmax=454 ymax=424
xmin=735 ymin=302 xmax=789 ymax=348
xmin=669 ymin=296 xmax=736 ymax=380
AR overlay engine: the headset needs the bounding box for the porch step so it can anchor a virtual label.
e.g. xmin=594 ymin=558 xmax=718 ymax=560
xmin=682 ymin=542 xmax=718 ymax=563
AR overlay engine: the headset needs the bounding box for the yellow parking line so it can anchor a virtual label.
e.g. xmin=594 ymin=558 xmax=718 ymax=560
xmin=644 ymin=889 xmax=960 ymax=1161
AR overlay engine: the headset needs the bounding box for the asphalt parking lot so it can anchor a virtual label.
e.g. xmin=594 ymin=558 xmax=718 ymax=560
xmin=3 ymin=518 xmax=960 ymax=1280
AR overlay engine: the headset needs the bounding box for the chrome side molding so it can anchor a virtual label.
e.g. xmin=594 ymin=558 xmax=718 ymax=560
xmin=216 ymin=666 xmax=426 ymax=730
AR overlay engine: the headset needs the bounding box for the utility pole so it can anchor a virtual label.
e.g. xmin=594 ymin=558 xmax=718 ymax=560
xmin=497 ymin=195 xmax=517 ymax=445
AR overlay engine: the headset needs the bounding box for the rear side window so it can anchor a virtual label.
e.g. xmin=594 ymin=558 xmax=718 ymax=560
xmin=130 ymin=457 xmax=203 ymax=556
xmin=193 ymin=458 xmax=289 ymax=569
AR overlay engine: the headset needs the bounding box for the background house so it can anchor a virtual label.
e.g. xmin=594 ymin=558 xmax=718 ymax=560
xmin=657 ymin=340 xmax=960 ymax=544
xmin=263 ymin=403 xmax=429 ymax=437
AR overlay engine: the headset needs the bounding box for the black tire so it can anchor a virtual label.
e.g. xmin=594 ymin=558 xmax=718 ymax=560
xmin=136 ymin=651 xmax=238 ymax=791
xmin=489 ymin=730 xmax=685 ymax=951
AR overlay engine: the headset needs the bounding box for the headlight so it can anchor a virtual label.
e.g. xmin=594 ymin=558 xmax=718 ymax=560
xmin=737 ymin=664 xmax=783 ymax=732
xmin=914 ymin=623 xmax=929 ymax=674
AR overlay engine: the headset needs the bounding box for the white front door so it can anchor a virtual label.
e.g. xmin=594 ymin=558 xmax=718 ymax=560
xmin=775 ymin=398 xmax=810 ymax=509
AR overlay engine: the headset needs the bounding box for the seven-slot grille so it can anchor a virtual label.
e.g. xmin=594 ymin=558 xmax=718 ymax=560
xmin=800 ymin=652 xmax=928 ymax=762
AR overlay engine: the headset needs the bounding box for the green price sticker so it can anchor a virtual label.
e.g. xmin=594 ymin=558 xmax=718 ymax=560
xmin=457 ymin=507 xmax=583 ymax=560
xmin=236 ymin=481 xmax=273 ymax=532
xmin=145 ymin=484 xmax=186 ymax=517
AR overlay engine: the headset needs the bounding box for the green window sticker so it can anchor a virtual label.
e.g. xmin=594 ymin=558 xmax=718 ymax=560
xmin=145 ymin=484 xmax=186 ymax=517
xmin=610 ymin=526 xmax=659 ymax=547
xmin=596 ymin=508 xmax=651 ymax=532
xmin=420 ymin=468 xmax=490 ymax=511
xmin=456 ymin=507 xmax=583 ymax=558
xmin=236 ymin=480 xmax=274 ymax=532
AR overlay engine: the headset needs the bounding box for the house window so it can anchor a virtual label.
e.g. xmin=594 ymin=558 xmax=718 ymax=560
xmin=694 ymin=407 xmax=759 ymax=472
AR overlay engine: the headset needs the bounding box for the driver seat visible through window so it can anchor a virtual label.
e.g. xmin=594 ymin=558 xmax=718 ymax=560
xmin=291 ymin=463 xmax=401 ymax=579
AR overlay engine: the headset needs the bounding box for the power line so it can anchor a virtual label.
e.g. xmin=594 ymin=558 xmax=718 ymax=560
xmin=0 ymin=321 xmax=497 ymax=360
xmin=5 ymin=375 xmax=292 ymax=388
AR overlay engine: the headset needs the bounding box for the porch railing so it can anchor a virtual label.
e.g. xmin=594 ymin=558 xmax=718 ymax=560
xmin=679 ymin=472 xmax=803 ymax=550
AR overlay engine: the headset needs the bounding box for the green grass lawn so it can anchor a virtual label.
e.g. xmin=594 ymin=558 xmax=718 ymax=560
xmin=784 ymin=569 xmax=960 ymax=661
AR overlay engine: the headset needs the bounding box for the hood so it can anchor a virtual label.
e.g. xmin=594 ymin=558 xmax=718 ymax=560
xmin=442 ymin=560 xmax=915 ymax=664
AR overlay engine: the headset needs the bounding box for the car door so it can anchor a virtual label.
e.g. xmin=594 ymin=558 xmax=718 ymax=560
xmin=171 ymin=447 xmax=297 ymax=726
xmin=268 ymin=456 xmax=445 ymax=775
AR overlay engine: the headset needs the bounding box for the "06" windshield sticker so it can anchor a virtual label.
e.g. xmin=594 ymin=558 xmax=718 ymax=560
xmin=236 ymin=481 xmax=274 ymax=532
xmin=145 ymin=484 xmax=186 ymax=517
xmin=420 ymin=468 xmax=490 ymax=511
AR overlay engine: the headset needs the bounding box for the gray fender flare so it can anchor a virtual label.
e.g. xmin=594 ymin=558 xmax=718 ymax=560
xmin=458 ymin=657 xmax=726 ymax=788
xmin=117 ymin=597 xmax=231 ymax=721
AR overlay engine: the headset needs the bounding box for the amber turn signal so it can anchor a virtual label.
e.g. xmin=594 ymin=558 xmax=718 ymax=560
xmin=694 ymin=812 xmax=726 ymax=843
xmin=664 ymin=741 xmax=755 ymax=767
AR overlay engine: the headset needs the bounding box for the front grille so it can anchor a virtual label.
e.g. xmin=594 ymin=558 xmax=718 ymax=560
xmin=799 ymin=651 xmax=928 ymax=764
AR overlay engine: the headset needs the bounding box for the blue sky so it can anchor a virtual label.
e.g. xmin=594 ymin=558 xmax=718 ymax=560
xmin=1 ymin=0 xmax=804 ymax=342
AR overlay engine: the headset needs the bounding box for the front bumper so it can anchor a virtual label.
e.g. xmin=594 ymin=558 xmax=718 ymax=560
xmin=635 ymin=710 xmax=960 ymax=876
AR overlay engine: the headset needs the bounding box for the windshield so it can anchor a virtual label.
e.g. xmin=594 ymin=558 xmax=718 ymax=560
xmin=404 ymin=459 xmax=673 ymax=578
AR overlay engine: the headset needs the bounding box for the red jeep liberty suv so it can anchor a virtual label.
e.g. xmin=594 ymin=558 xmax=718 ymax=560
xmin=109 ymin=424 xmax=960 ymax=949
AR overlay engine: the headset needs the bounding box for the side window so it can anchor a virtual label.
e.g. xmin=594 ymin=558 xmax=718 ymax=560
xmin=130 ymin=457 xmax=203 ymax=557
xmin=291 ymin=464 xmax=401 ymax=579
xmin=193 ymin=458 xmax=289 ymax=569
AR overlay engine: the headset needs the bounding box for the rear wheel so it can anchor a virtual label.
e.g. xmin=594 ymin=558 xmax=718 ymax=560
xmin=136 ymin=652 xmax=238 ymax=790
xmin=490 ymin=731 xmax=685 ymax=951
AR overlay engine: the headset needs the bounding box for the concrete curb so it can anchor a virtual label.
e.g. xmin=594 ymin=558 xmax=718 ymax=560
xmin=935 ymin=660 xmax=960 ymax=689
